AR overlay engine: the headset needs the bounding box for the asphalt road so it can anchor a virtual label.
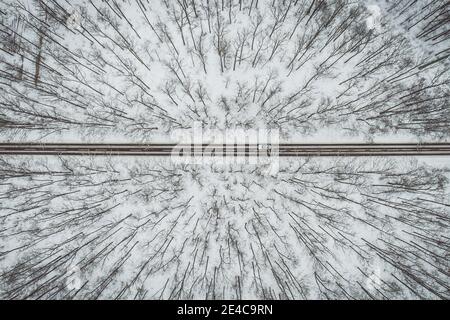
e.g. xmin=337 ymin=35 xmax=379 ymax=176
xmin=1 ymin=143 xmax=450 ymax=156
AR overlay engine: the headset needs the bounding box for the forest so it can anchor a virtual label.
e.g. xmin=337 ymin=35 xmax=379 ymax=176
xmin=0 ymin=0 xmax=449 ymax=299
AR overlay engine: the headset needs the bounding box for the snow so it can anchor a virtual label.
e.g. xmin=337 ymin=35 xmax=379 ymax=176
xmin=0 ymin=154 xmax=448 ymax=299
xmin=0 ymin=0 xmax=449 ymax=300
xmin=0 ymin=0 xmax=448 ymax=143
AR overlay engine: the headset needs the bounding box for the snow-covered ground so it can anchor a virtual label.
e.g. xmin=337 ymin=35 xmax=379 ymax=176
xmin=0 ymin=155 xmax=448 ymax=299
xmin=0 ymin=0 xmax=449 ymax=143
xmin=0 ymin=0 xmax=449 ymax=300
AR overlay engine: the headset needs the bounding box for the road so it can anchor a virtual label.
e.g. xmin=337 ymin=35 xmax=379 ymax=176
xmin=1 ymin=143 xmax=450 ymax=156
